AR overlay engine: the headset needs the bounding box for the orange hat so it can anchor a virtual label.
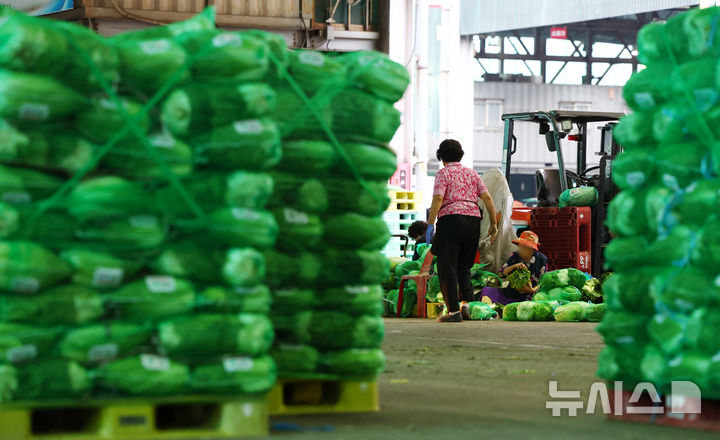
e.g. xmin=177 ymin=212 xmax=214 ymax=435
xmin=512 ymin=231 xmax=540 ymax=251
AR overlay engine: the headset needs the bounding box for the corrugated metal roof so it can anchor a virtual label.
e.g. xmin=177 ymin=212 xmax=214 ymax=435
xmin=460 ymin=0 xmax=699 ymax=35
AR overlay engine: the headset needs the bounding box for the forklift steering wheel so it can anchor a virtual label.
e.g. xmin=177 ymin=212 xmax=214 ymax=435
xmin=579 ymin=165 xmax=600 ymax=177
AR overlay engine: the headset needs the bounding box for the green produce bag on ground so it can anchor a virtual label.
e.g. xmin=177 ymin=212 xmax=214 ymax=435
xmin=319 ymin=349 xmax=385 ymax=376
xmin=539 ymin=268 xmax=587 ymax=291
xmin=553 ymin=302 xmax=590 ymax=322
xmin=190 ymin=355 xmax=277 ymax=395
xmin=272 ymin=312 xmax=312 ymax=344
xmin=324 ymin=213 xmax=390 ymax=251
xmin=263 ymin=250 xmax=321 ymax=288
xmin=272 ymin=208 xmax=323 ymax=252
xmin=310 ymin=312 xmax=384 ymax=350
xmin=516 ymin=301 xmax=554 ymax=321
xmin=384 ymin=289 xmax=415 ymax=317
xmin=196 ymin=285 xmax=271 ymax=315
xmin=0 ymin=285 xmax=103 ymax=325
xmin=14 ymin=360 xmax=90 ymax=400
xmin=58 ymin=322 xmax=152 ymax=365
xmin=468 ymin=302 xmax=498 ymax=320
xmin=191 ymin=119 xmax=281 ymax=171
xmin=324 ymin=178 xmax=390 ymax=217
xmin=271 ymin=344 xmax=319 ymax=373
xmin=0 ymin=241 xmax=72 ymax=293
xmin=268 ymin=172 xmax=328 ymax=213
xmin=94 ymin=354 xmax=189 ymax=396
xmin=0 ymin=323 xmax=63 ymax=364
xmin=318 ymin=285 xmax=384 ymax=316
xmin=61 ymin=249 xmax=143 ymax=289
xmin=158 ymin=314 xmax=274 ymax=359
xmin=0 ymin=70 xmax=85 ymax=122
xmin=331 ymin=143 xmax=397 ymax=181
xmin=583 ymin=303 xmax=607 ymax=322
xmin=502 ymin=302 xmax=520 ymax=321
xmin=106 ymin=276 xmax=195 ymax=321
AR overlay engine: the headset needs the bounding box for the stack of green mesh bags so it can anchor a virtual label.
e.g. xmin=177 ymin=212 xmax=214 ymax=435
xmin=267 ymin=46 xmax=408 ymax=379
xmin=0 ymin=8 xmax=281 ymax=401
xmin=600 ymin=6 xmax=720 ymax=397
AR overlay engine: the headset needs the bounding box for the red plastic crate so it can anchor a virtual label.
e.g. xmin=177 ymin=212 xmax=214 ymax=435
xmin=530 ymin=207 xmax=592 ymax=272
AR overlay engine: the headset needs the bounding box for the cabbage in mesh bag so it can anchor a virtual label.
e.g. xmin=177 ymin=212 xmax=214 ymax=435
xmin=192 ymin=119 xmax=281 ymax=171
xmin=0 ymin=164 xmax=63 ymax=204
xmin=200 ymin=208 xmax=278 ymax=249
xmin=0 ymin=285 xmax=103 ymax=325
xmin=547 ymin=286 xmax=583 ymax=302
xmin=0 ymin=11 xmax=71 ymax=76
xmin=68 ymin=177 xmax=156 ymax=220
xmin=0 ymin=364 xmax=16 ymax=402
xmin=190 ymin=355 xmax=277 ymax=395
xmin=553 ymin=302 xmax=590 ymax=322
xmin=516 ymin=301 xmax=554 ymax=321
xmin=76 ymin=214 xmax=167 ymax=254
xmin=654 ymin=143 xmax=708 ymax=190
xmin=162 ymin=83 xmax=276 ymax=138
xmin=319 ymin=349 xmax=385 ymax=376
xmin=310 ymin=312 xmax=384 ymax=350
xmin=112 ymin=38 xmax=189 ymax=95
xmin=468 ymin=301 xmax=498 ymax=320
xmin=604 ymin=236 xmax=649 ymax=269
xmin=187 ymin=31 xmax=269 ymax=82
xmin=622 ymin=66 xmax=671 ymax=111
xmin=0 ymin=70 xmax=86 ymax=122
xmin=272 ymin=208 xmax=323 ymax=252
xmin=596 ymin=310 xmax=649 ymax=347
xmin=320 ymin=249 xmax=388 ymax=287
xmin=196 ymin=285 xmax=271 ymax=315
xmin=58 ymin=322 xmax=152 ymax=365
xmin=107 ymin=276 xmax=195 ymax=321
xmin=61 ymin=249 xmax=142 ymax=290
xmin=94 ymin=354 xmax=189 ymax=396
xmin=271 ymin=344 xmax=319 ymax=373
xmin=324 ymin=213 xmax=390 ymax=251
xmin=0 ymin=125 xmax=94 ymax=175
xmin=324 ymin=178 xmax=390 ymax=217
xmin=158 ymin=313 xmax=274 ymax=359
xmin=272 ymin=87 xmax=333 ymax=140
xmin=331 ymin=143 xmax=398 ymax=181
xmin=538 ymin=268 xmax=586 ymax=291
xmin=112 ymin=7 xmax=215 ymax=41
xmin=339 ymin=51 xmax=410 ymax=103
xmin=318 ymin=285 xmax=384 ymax=316
xmin=54 ymin=20 xmax=120 ymax=92
xmin=597 ymin=343 xmax=645 ymax=382
xmin=284 ymin=50 xmax=347 ymax=93
xmin=268 ymin=172 xmax=328 ymax=213
xmin=332 ymin=90 xmax=401 ymax=143
xmin=0 ymin=322 xmax=62 ymax=364
xmin=602 ymin=268 xmax=658 ymax=315
xmin=272 ymin=288 xmax=316 ymax=314
xmin=647 ymin=312 xmax=689 ymax=356
xmin=276 ymin=140 xmax=337 ymax=175
xmin=272 ymin=311 xmax=312 ymax=344
xmin=673 ymin=179 xmax=720 ymax=226
xmin=75 ymin=96 xmax=149 ymax=145
xmin=2 ymin=205 xmax=78 ymax=245
xmin=583 ymin=303 xmax=607 ymax=322
xmin=0 ymin=241 xmax=72 ymax=293
xmin=612 ymin=150 xmax=655 ymax=190
xmin=612 ymin=112 xmax=655 ymax=150
xmin=686 ymin=308 xmax=720 ymax=355
xmin=558 ymin=186 xmax=598 ymax=208
xmin=14 ymin=360 xmax=90 ymax=400
xmin=502 ymin=302 xmax=520 ymax=321
xmin=100 ymin=132 xmax=193 ymax=179
xmin=263 ymin=250 xmax=322 ymax=288
xmin=651 ymin=267 xmax=719 ymax=313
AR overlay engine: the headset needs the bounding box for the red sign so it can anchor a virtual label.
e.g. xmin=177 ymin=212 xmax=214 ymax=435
xmin=550 ymin=27 xmax=568 ymax=39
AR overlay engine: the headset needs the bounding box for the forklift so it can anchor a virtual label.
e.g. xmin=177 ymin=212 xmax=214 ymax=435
xmin=500 ymin=110 xmax=624 ymax=277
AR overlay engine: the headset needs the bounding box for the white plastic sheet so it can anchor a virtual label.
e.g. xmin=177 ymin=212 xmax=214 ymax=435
xmin=477 ymin=168 xmax=517 ymax=273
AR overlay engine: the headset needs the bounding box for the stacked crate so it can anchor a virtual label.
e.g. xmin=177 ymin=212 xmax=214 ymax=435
xmin=529 ymin=207 xmax=592 ymax=272
xmin=382 ymin=189 xmax=424 ymax=258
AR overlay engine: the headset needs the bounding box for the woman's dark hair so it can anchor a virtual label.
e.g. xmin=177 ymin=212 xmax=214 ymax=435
xmin=408 ymin=221 xmax=428 ymax=240
xmin=436 ymin=139 xmax=464 ymax=162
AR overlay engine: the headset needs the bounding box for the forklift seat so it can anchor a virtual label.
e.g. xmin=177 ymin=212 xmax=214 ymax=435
xmin=535 ymin=169 xmax=567 ymax=207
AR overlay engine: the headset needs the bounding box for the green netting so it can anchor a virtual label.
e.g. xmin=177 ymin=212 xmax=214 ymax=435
xmin=272 ymin=86 xmax=333 ymax=140
xmin=158 ymin=313 xmax=273 ymax=359
xmin=75 ymin=96 xmax=149 ymax=144
xmin=271 ymin=312 xmax=312 ymax=344
xmin=275 ymin=140 xmax=337 ymax=175
xmin=60 ymin=249 xmax=142 ymax=289
xmin=0 ymin=241 xmax=72 ymax=293
xmin=94 ymin=354 xmax=189 ymax=396
xmin=0 ymin=11 xmax=72 ymax=76
xmin=268 ymin=172 xmax=328 ymax=213
xmin=468 ymin=302 xmax=498 ymax=320
xmin=76 ymin=214 xmax=167 ymax=254
xmin=198 ymin=207 xmax=278 ymax=249
xmin=272 ymin=208 xmax=323 ymax=252
xmin=622 ymin=65 xmax=671 ymax=112
xmin=650 ymin=267 xmax=719 ymax=313
xmin=186 ymin=32 xmax=269 ymax=82
xmin=320 ymin=249 xmax=388 ymax=287
xmin=324 ymin=178 xmax=390 ymax=217
xmin=196 ymin=285 xmax=271 ymax=315
xmin=331 ymin=90 xmax=401 ymax=144
xmin=0 ymin=70 xmax=85 ymax=122
xmin=152 ymin=242 xmax=265 ymax=287
xmin=190 ymin=355 xmax=276 ymax=394
xmin=13 ymin=360 xmax=90 ymax=400
xmin=58 ymin=322 xmax=152 ymax=364
xmin=310 ymin=312 xmax=384 ymax=350
xmin=338 ymin=51 xmax=411 ymax=103
xmin=271 ymin=344 xmax=319 ymax=373
xmin=106 ymin=276 xmax=195 ymax=321
xmin=686 ymin=308 xmax=720 ymax=355
xmin=647 ymin=312 xmax=689 ymax=356
xmin=672 ymin=179 xmax=720 ymax=226
xmin=601 ymin=269 xmax=658 ymax=315
xmin=0 ymin=285 xmax=103 ymax=325
xmin=654 ymin=143 xmax=708 ymax=189
xmin=263 ymin=250 xmax=321 ymax=288
xmin=318 ymin=285 xmax=384 ymax=316
xmin=596 ymin=310 xmax=649 ymax=347
xmin=0 ymin=125 xmax=95 ymax=175
xmin=324 ymin=213 xmax=390 ymax=251
xmin=330 ymin=143 xmax=397 ymax=181
xmin=0 ymin=322 xmax=62 ymax=364
xmin=1 ymin=205 xmax=78 ymax=245
xmin=319 ymin=349 xmax=385 ymax=376
xmin=271 ymin=288 xmax=316 ymax=313
xmin=538 ymin=268 xmax=586 ymax=291
xmin=101 ymin=132 xmax=193 ymax=179
xmin=111 ymin=7 xmax=215 ymax=41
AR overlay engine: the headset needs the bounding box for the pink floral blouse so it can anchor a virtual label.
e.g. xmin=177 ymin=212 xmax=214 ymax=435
xmin=433 ymin=162 xmax=488 ymax=218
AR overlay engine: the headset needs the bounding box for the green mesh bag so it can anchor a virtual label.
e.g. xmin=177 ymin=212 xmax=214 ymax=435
xmin=636 ymin=21 xmax=673 ymax=68
xmin=162 ymin=83 xmax=276 ymax=138
xmin=612 ymin=111 xmax=655 ymax=150
xmin=502 ymin=302 xmax=520 ymax=321
xmin=272 ymin=288 xmax=316 ymax=314
xmin=583 ymin=303 xmax=607 ymax=322
xmin=197 ymin=208 xmax=278 ymax=249
xmin=272 ymin=312 xmax=312 ymax=344
xmin=597 ymin=343 xmax=645 ymax=382
xmin=669 ymin=56 xmax=719 ymax=112
xmin=14 ymin=360 xmax=90 ymax=400
xmin=276 ymin=140 xmax=337 ymax=175
xmin=106 ymin=276 xmax=195 ymax=321
xmin=268 ymin=172 xmax=328 ymax=213
xmin=196 ymin=285 xmax=271 ymax=315
xmin=318 ymin=285 xmax=384 ymax=316
xmin=4 ymin=205 xmax=78 ymax=246
xmin=652 ymin=104 xmax=689 ymax=144
xmin=75 ymin=96 xmax=149 ymax=145
xmin=67 ymin=176 xmax=156 ymax=220
xmin=0 ymin=164 xmax=63 ymax=204
xmin=112 ymin=38 xmax=189 ymax=95
xmin=340 ymin=51 xmax=410 ymax=103
xmin=602 ymin=268 xmax=658 ymax=315
xmin=0 ymin=322 xmax=62 ymax=364
xmin=324 ymin=178 xmax=390 ymax=217
xmin=640 ymin=344 xmax=667 ymax=385
xmin=538 ymin=268 xmax=587 ymax=291
xmin=111 ymin=7 xmax=215 ymax=41
xmin=0 ymin=285 xmax=103 ymax=325
xmin=157 ymin=171 xmax=274 ymax=214
xmin=331 ymin=143 xmax=397 ymax=181
xmin=0 ymin=11 xmax=70 ymax=76
xmin=153 ymin=242 xmax=266 ymax=287
xmin=683 ymin=6 xmax=720 ymax=59
xmin=0 ymin=364 xmax=16 ymax=402
xmin=468 ymin=302 xmax=498 ymax=320
xmin=271 ymin=344 xmax=319 ymax=373
xmin=604 ymin=236 xmax=649 ymax=269
xmin=272 ymin=87 xmax=333 ymax=140
xmin=310 ymin=312 xmax=384 ymax=350
xmin=285 ymin=50 xmax=347 ymax=94
xmin=516 ymin=301 xmax=554 ymax=321
xmin=0 ymin=125 xmax=93 ymax=175
xmin=60 ymin=249 xmax=143 ymax=289
xmin=672 ymin=179 xmax=720 ymax=226
xmin=654 ymin=143 xmax=708 ymax=190
xmin=686 ymin=308 xmax=720 ymax=355
xmin=319 ymin=349 xmax=385 ymax=376
xmin=191 ymin=119 xmax=282 ymax=171
xmin=666 ymin=352 xmax=713 ymax=390
xmin=324 ymin=213 xmax=390 ymax=251
xmin=547 ymin=286 xmax=583 ymax=302
xmin=612 ymin=150 xmax=655 ymax=190
xmin=394 ymin=260 xmax=421 ymax=280
xmin=240 ymin=29 xmax=288 ymax=74
xmin=622 ymin=66 xmax=671 ymax=111
xmin=187 ymin=31 xmax=269 ymax=82
xmin=0 ymin=241 xmax=72 ymax=293
xmin=384 ymin=289 xmax=415 ymax=317
xmin=606 ymin=191 xmax=649 ymax=237
xmin=553 ymin=302 xmax=589 ymax=322
xmin=54 ymin=20 xmax=120 ymax=92
xmin=101 ymin=132 xmax=193 ymax=179
xmin=692 ymin=218 xmax=720 ymax=271
xmin=58 ymin=322 xmax=153 ymax=365
xmin=94 ymin=354 xmax=189 ymax=396
xmin=158 ymin=314 xmax=274 ymax=359
xmin=0 ymin=70 xmax=86 ymax=123
xmin=272 ymin=208 xmax=323 ymax=252
xmin=320 ymin=249 xmax=388 ymax=287
xmin=263 ymin=250 xmax=322 ymax=288
xmin=651 ymin=267 xmax=719 ymax=313
xmin=76 ymin=214 xmax=167 ymax=254
xmin=647 ymin=312 xmax=689 ymax=356
xmin=596 ymin=310 xmax=649 ymax=347
xmin=646 ymin=226 xmax=693 ymax=266
xmin=190 ymin=355 xmax=277 ymax=395
xmin=332 ymin=90 xmax=401 ymax=143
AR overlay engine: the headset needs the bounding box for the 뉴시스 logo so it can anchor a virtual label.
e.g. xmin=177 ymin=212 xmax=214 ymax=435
xmin=546 ymin=380 xmax=702 ymax=416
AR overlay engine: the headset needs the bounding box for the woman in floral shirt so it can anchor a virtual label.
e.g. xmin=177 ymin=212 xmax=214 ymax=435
xmin=427 ymin=139 xmax=498 ymax=322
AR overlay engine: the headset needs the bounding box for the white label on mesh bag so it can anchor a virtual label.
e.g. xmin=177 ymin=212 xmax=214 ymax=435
xmin=18 ymin=103 xmax=49 ymax=121
xmin=231 ymin=208 xmax=261 ymax=221
xmin=88 ymin=343 xmax=119 ymax=362
xmin=633 ymin=92 xmax=655 ymax=109
xmin=298 ymin=50 xmax=325 ymax=67
xmin=213 ymin=33 xmax=241 ymax=47
xmin=129 ymin=215 xmax=159 ymax=228
xmin=10 ymin=276 xmax=40 ymax=293
xmin=145 ymin=276 xmax=177 ymax=293
xmin=92 ymin=267 xmax=125 ymax=288
xmin=140 ymin=39 xmax=171 ymax=55
xmin=233 ymin=120 xmax=264 ymax=135
xmin=345 ymin=286 xmax=370 ymax=295
xmin=283 ymin=208 xmax=309 ymax=225
xmin=223 ymin=357 xmax=254 ymax=372
xmin=141 ymin=354 xmax=170 ymax=371
xmin=1 ymin=191 xmax=31 ymax=204
xmin=6 ymin=345 xmax=37 ymax=363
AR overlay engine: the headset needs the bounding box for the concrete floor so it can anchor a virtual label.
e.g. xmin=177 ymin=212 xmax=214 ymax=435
xmin=270 ymin=319 xmax=719 ymax=439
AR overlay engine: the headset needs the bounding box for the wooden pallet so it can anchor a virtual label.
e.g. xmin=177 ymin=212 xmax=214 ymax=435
xmin=0 ymin=394 xmax=268 ymax=440
xmin=268 ymin=378 xmax=378 ymax=415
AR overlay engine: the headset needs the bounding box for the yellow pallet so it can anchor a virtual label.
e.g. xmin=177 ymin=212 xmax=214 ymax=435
xmin=388 ymin=190 xmax=422 ymax=202
xmin=268 ymin=379 xmax=378 ymax=415
xmin=386 ymin=201 xmax=421 ymax=212
xmin=0 ymin=394 xmax=268 ymax=440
